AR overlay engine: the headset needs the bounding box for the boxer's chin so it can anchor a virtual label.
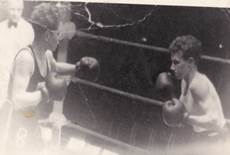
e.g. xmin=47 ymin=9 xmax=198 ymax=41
xmin=9 ymin=17 xmax=20 ymax=24
xmin=174 ymin=73 xmax=181 ymax=80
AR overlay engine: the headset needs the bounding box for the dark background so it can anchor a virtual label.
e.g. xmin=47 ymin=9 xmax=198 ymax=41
xmin=2 ymin=1 xmax=230 ymax=150
xmin=65 ymin=3 xmax=230 ymax=149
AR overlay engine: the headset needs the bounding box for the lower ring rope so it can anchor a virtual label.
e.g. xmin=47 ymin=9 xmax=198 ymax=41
xmin=66 ymin=121 xmax=151 ymax=154
xmin=38 ymin=119 xmax=150 ymax=154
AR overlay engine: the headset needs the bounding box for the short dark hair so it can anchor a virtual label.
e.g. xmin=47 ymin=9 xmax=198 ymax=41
xmin=30 ymin=3 xmax=59 ymax=33
xmin=169 ymin=35 xmax=202 ymax=64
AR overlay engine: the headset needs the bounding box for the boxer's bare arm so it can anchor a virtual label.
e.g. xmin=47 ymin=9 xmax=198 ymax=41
xmin=12 ymin=51 xmax=42 ymax=110
xmin=186 ymin=80 xmax=220 ymax=130
xmin=179 ymin=80 xmax=185 ymax=100
xmin=48 ymin=51 xmax=75 ymax=75
xmin=55 ymin=62 xmax=75 ymax=75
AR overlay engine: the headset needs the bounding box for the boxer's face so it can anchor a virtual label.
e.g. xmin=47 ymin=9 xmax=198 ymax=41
xmin=8 ymin=0 xmax=23 ymax=23
xmin=170 ymin=51 xmax=190 ymax=80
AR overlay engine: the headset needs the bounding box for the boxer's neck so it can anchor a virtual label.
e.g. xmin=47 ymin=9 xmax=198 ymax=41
xmin=32 ymin=40 xmax=47 ymax=58
xmin=184 ymin=66 xmax=198 ymax=86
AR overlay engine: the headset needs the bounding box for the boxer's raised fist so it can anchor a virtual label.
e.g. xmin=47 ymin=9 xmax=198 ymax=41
xmin=75 ymin=56 xmax=100 ymax=81
xmin=156 ymin=72 xmax=176 ymax=101
xmin=156 ymin=72 xmax=174 ymax=90
xmin=162 ymin=98 xmax=185 ymax=127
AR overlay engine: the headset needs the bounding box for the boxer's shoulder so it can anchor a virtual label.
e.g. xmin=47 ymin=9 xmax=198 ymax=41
xmin=14 ymin=47 xmax=35 ymax=70
xmin=190 ymin=73 xmax=207 ymax=87
xmin=190 ymin=73 xmax=209 ymax=98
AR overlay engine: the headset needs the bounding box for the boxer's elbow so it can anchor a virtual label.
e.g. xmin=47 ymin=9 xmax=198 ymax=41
xmin=13 ymin=93 xmax=39 ymax=111
xmin=209 ymin=115 xmax=222 ymax=131
xmin=13 ymin=94 xmax=28 ymax=110
xmin=187 ymin=113 xmax=223 ymax=131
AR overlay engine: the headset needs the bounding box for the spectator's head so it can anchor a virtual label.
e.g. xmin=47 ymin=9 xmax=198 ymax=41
xmin=169 ymin=35 xmax=202 ymax=79
xmin=7 ymin=0 xmax=24 ymax=23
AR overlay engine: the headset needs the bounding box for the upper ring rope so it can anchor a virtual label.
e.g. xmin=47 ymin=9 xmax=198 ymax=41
xmin=74 ymin=31 xmax=230 ymax=65
xmin=25 ymin=14 xmax=230 ymax=65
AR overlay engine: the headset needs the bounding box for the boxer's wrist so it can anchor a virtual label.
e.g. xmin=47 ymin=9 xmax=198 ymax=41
xmin=38 ymin=86 xmax=49 ymax=103
xmin=183 ymin=112 xmax=189 ymax=124
xmin=75 ymin=61 xmax=80 ymax=71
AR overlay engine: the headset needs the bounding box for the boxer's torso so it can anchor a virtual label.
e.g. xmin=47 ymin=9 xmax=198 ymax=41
xmin=180 ymin=72 xmax=225 ymax=133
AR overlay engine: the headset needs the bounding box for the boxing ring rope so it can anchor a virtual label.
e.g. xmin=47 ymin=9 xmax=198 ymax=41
xmin=72 ymin=77 xmax=164 ymax=107
xmin=71 ymin=77 xmax=230 ymax=120
xmin=36 ymin=78 xmax=165 ymax=154
xmin=75 ymin=31 xmax=169 ymax=54
xmin=75 ymin=31 xmax=230 ymax=65
xmin=66 ymin=122 xmax=151 ymax=154
xmin=38 ymin=118 xmax=150 ymax=154
xmin=24 ymin=14 xmax=230 ymax=64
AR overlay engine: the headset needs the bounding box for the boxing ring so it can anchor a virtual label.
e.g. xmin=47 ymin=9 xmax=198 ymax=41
xmin=31 ymin=30 xmax=230 ymax=155
xmin=1 ymin=29 xmax=230 ymax=155
xmin=11 ymin=29 xmax=230 ymax=154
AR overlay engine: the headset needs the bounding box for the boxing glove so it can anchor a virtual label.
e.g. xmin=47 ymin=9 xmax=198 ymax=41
xmin=75 ymin=56 xmax=100 ymax=81
xmin=162 ymin=98 xmax=185 ymax=127
xmin=156 ymin=72 xmax=176 ymax=101
xmin=156 ymin=72 xmax=174 ymax=90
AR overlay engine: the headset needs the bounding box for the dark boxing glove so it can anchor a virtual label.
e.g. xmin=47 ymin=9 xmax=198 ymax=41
xmin=156 ymin=72 xmax=175 ymax=101
xmin=75 ymin=56 xmax=100 ymax=81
